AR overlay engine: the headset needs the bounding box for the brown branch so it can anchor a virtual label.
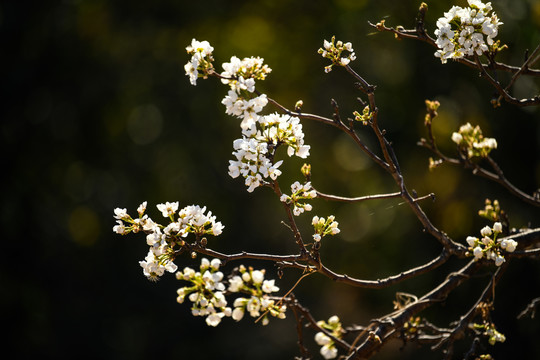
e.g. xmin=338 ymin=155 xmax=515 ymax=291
xmin=510 ymin=247 xmax=540 ymax=258
xmin=279 ymin=249 xmax=451 ymax=289
xmin=285 ymin=296 xmax=352 ymax=351
xmin=264 ymin=95 xmax=390 ymax=171
xmin=315 ymin=190 xmax=402 ymax=203
xmin=432 ymin=265 xmax=507 ymax=357
xmin=497 ymin=42 xmax=540 ymax=104
xmin=344 ymin=66 xmax=465 ymax=254
xmin=370 ymin=20 xmax=540 ymax=107
xmin=517 ymin=297 xmax=540 ymax=319
xmin=181 ymin=244 xmax=309 ymax=265
xmin=346 ymin=259 xmax=482 ymax=359
xmin=287 ymin=293 xmax=312 ymax=358
xmin=270 ymin=179 xmax=308 ymax=251
xmin=473 ymin=54 xmax=540 ymax=107
xmin=419 ymin=116 xmax=540 ymax=207
xmin=369 ymin=21 xmax=540 ymax=76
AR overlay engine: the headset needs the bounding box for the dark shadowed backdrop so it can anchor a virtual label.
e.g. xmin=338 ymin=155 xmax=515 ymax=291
xmin=2 ymin=0 xmax=540 ymax=359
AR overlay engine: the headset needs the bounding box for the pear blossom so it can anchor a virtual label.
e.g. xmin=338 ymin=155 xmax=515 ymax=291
xmin=113 ymin=220 xmax=126 ymax=234
xmin=184 ymin=39 xmax=215 ymax=85
xmin=452 ymin=123 xmax=497 ymax=158
xmin=320 ymin=345 xmax=338 ymax=359
xmin=312 ymin=215 xmax=341 ymax=242
xmin=114 ymin=207 xmax=129 ymax=220
xmin=280 ymin=181 xmax=317 ymax=216
xmin=473 ymin=246 xmax=483 ymax=259
xmin=228 ymin=267 xmax=285 ymax=325
xmin=174 ymin=258 xmax=232 ymax=326
xmin=465 ymin=222 xmax=518 ymax=266
xmin=228 ymin=113 xmax=310 ymax=192
xmin=434 ymin=1 xmax=503 ymax=63
xmin=318 ymin=36 xmax=356 ymax=72
xmin=157 ymin=201 xmax=179 ymax=218
xmin=262 ymin=279 xmax=279 ymax=293
xmin=315 ymin=332 xmax=332 ymax=346
xmin=314 ymin=315 xmax=343 ymax=359
xmin=480 ymin=225 xmax=492 ymax=237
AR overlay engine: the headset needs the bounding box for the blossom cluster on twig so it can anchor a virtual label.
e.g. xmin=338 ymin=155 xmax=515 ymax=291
xmin=434 ymin=0 xmax=503 ymax=63
xmin=465 ymin=222 xmax=518 ymax=266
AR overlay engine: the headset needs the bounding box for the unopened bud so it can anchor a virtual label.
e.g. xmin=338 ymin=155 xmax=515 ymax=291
xmin=301 ymin=163 xmax=312 ymax=179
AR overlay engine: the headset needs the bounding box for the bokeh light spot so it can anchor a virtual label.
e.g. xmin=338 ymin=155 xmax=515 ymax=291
xmin=127 ymin=104 xmax=163 ymax=145
xmin=68 ymin=206 xmax=100 ymax=247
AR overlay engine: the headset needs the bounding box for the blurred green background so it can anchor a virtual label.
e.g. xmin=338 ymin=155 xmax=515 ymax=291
xmin=3 ymin=0 xmax=540 ymax=359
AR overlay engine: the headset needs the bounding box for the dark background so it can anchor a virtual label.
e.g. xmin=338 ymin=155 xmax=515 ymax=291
xmin=2 ymin=0 xmax=540 ymax=359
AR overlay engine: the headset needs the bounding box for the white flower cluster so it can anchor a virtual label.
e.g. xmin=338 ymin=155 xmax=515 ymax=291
xmin=176 ymin=260 xmax=285 ymax=327
xmin=312 ymin=215 xmax=340 ymax=242
xmin=220 ymin=55 xmax=272 ymax=130
xmin=228 ymin=265 xmax=286 ymax=326
xmin=220 ymin=56 xmax=271 ymax=92
xmin=113 ymin=202 xmax=224 ymax=281
xmin=318 ymin=36 xmax=356 ymax=73
xmin=176 ymin=258 xmax=232 ymax=326
xmin=451 ymin=122 xmax=497 ymax=158
xmin=228 ymin=113 xmax=311 ymax=192
xmin=466 ymin=222 xmax=517 ymax=266
xmin=185 ymin=39 xmax=215 ymax=85
xmin=176 ymin=258 xmax=231 ymax=327
xmin=314 ymin=315 xmax=343 ymax=359
xmin=280 ymin=181 xmax=317 ymax=216
xmin=434 ymin=0 xmax=503 ymax=63
xmin=222 ymin=91 xmax=268 ymax=130
xmin=183 ymin=40 xmax=311 ymax=193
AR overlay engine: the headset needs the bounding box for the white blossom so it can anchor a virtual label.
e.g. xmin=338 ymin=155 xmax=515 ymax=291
xmin=320 ymin=345 xmax=338 ymax=359
xmin=251 ymin=270 xmax=265 ymax=284
xmin=157 ymin=201 xmax=179 ymax=218
xmin=480 ymin=225 xmax=492 ymax=237
xmin=232 ymin=307 xmax=245 ymax=321
xmin=434 ymin=1 xmax=502 ymax=63
xmin=494 ymin=255 xmax=505 ymax=266
xmin=262 ymin=279 xmax=279 ymax=293
xmin=466 ymin=236 xmax=478 ymax=247
xmin=228 ymin=276 xmax=244 ymax=292
xmin=114 ymin=208 xmax=129 ymax=220
xmin=113 ymin=220 xmax=126 ymax=234
xmin=315 ymin=332 xmax=332 ymax=346
xmin=473 ymin=246 xmax=484 ymax=259
xmin=228 ymin=113 xmax=310 ymax=192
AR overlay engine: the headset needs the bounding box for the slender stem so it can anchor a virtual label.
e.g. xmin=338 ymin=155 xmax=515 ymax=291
xmin=279 ymin=249 xmax=451 ymax=289
xmin=346 ymin=259 xmax=482 ymax=359
xmin=371 ymin=22 xmax=540 ymax=107
xmin=271 ymin=179 xmax=308 ymax=251
xmin=315 ymin=190 xmax=402 ymax=202
xmin=501 ymin=42 xmax=540 ymax=93
xmin=419 ymin=117 xmax=540 ymax=207
xmin=473 ymin=54 xmax=540 ymax=107
xmin=265 ymin=96 xmax=390 ymax=170
xmin=370 ymin=22 xmax=540 ymax=76
xmin=286 ymin=297 xmax=352 ymax=350
xmin=432 ymin=265 xmax=506 ymax=352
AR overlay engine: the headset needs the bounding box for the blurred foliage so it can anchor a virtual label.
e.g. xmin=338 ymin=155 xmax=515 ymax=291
xmin=2 ymin=0 xmax=539 ymax=359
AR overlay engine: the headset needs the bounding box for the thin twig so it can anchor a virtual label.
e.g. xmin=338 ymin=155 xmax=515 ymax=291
xmin=280 ymin=249 xmax=451 ymax=289
xmin=315 ymin=190 xmax=402 ymax=203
